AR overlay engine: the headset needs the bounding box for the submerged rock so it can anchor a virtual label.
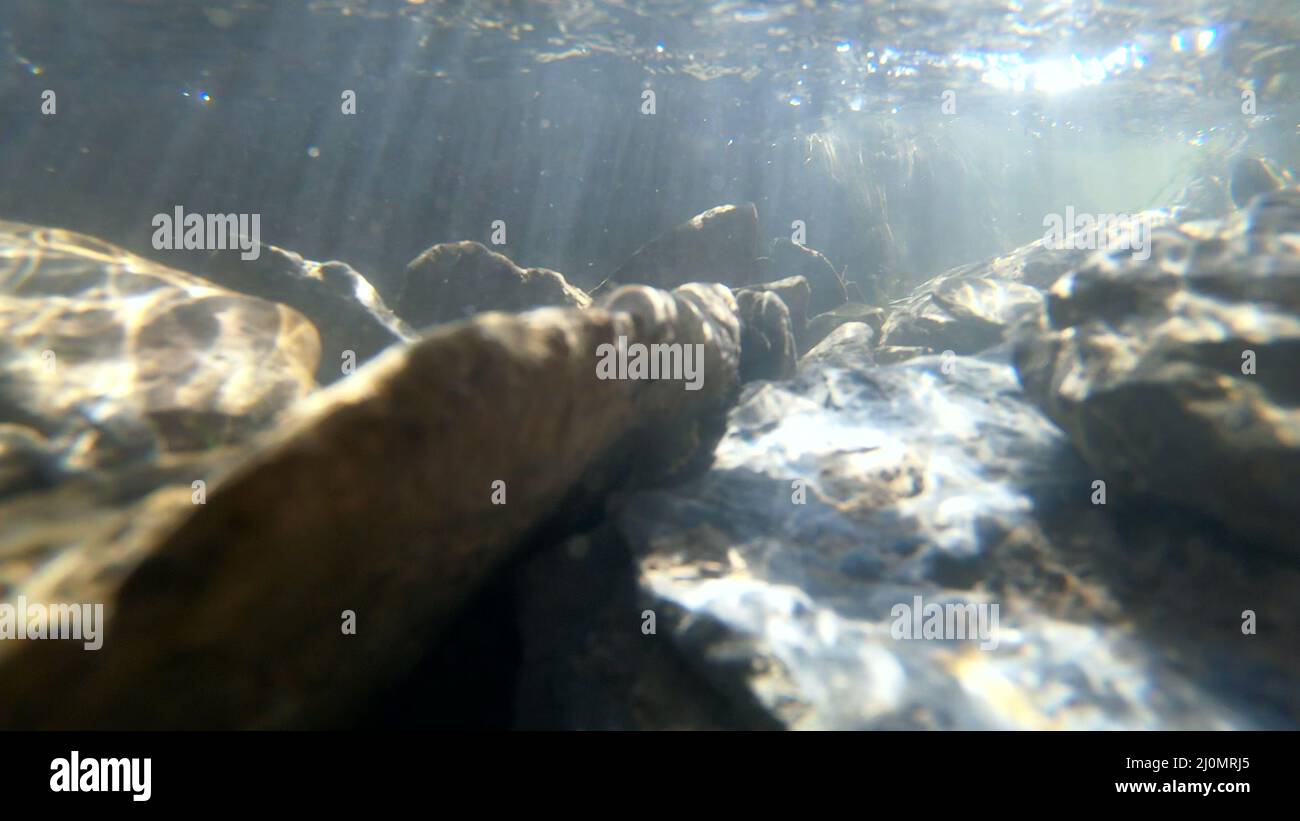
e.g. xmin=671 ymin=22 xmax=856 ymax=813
xmin=1168 ymin=156 xmax=1290 ymax=221
xmin=397 ymin=241 xmax=590 ymax=329
xmin=874 ymin=344 xmax=933 ymax=365
xmin=804 ymin=302 xmax=886 ymax=353
xmin=0 ymin=281 xmax=741 ymax=728
xmin=607 ymin=203 xmax=759 ymax=291
xmin=879 ymin=276 xmax=1040 ymax=354
xmin=878 ymin=210 xmax=1173 ymax=357
xmin=760 ymin=239 xmax=849 ymax=317
xmin=0 ymin=220 xmax=319 ymax=487
xmin=736 ymin=289 xmax=797 ymax=382
xmin=737 ymin=275 xmax=811 ymax=342
xmin=199 ymin=243 xmax=414 ymax=384
xmin=1229 ymin=156 xmax=1288 ymax=208
xmin=800 ymin=321 xmax=875 ymax=368
xmin=612 ymin=341 xmax=1300 ymax=728
xmin=1015 ymin=189 xmax=1300 ymax=554
xmin=1171 ymin=173 xmax=1235 ymax=221
xmin=0 ymin=424 xmax=60 ymax=496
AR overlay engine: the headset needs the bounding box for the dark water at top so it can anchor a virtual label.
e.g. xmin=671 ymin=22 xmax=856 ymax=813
xmin=3 ymin=0 xmax=1296 ymax=296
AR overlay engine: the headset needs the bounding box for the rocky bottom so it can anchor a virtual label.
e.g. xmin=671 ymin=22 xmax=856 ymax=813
xmin=1 ymin=183 xmax=1297 ymax=729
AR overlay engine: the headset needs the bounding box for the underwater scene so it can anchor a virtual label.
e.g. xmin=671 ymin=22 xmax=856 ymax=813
xmin=0 ymin=0 xmax=1298 ymax=732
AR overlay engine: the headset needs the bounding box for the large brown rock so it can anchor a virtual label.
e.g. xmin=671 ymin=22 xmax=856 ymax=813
xmin=396 ymin=241 xmax=590 ymax=329
xmin=1014 ymin=189 xmax=1300 ymax=553
xmin=0 ymin=281 xmax=741 ymax=728
xmin=0 ymin=220 xmax=319 ymax=484
xmin=607 ymin=203 xmax=759 ymax=291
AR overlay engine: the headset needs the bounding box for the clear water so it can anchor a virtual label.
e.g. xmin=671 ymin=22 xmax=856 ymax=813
xmin=4 ymin=0 xmax=1296 ymax=296
xmin=1 ymin=0 xmax=1298 ymax=734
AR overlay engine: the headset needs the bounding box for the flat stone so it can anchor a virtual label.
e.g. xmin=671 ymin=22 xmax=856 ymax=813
xmin=804 ymin=302 xmax=886 ymax=353
xmin=612 ymin=340 xmax=1299 ymax=728
xmin=800 ymin=321 xmax=874 ymax=369
xmin=875 ymin=345 xmax=933 ymax=365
